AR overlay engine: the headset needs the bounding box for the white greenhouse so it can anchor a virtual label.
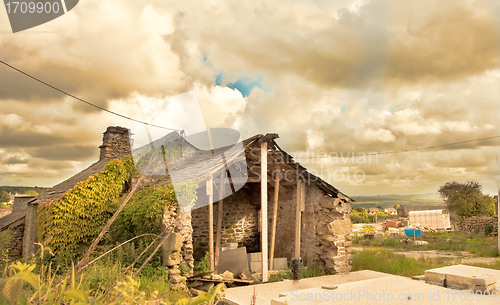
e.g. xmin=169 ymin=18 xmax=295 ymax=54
xmin=409 ymin=209 xmax=451 ymax=229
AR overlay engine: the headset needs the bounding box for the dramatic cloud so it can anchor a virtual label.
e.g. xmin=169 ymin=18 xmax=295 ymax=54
xmin=0 ymin=0 xmax=499 ymax=195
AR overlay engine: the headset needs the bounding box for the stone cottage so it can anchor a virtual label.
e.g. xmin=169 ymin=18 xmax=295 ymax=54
xmin=0 ymin=126 xmax=353 ymax=281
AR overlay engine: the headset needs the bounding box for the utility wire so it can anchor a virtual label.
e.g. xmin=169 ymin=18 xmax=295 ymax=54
xmin=0 ymin=59 xmax=182 ymax=132
xmin=2 ymin=60 xmax=498 ymax=154
xmin=302 ymin=134 xmax=500 ymax=158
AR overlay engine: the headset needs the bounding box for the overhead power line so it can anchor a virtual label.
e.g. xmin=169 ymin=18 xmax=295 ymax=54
xmin=371 ymin=134 xmax=500 ymax=155
xmin=0 ymin=59 xmax=182 ymax=132
xmin=2 ymin=59 xmax=498 ymax=156
xmin=302 ymin=134 xmax=500 ymax=158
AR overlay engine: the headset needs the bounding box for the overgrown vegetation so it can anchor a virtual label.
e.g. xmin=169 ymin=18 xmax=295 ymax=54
xmin=36 ymin=155 xmax=136 ymax=258
xmin=0 ymin=261 xmax=224 ymax=304
xmin=353 ymin=231 xmax=499 ymax=257
xmin=193 ymin=252 xmax=211 ymax=274
xmin=0 ymin=230 xmax=13 ymax=264
xmin=352 ymin=248 xmax=449 ymax=277
xmin=110 ymin=185 xmax=177 ymax=241
xmin=0 ymin=192 xmax=9 ymax=205
xmin=267 ymin=262 xmax=326 ymax=282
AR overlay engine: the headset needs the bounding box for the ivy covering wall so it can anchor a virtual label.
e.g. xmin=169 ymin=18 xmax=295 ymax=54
xmin=112 ymin=185 xmax=177 ymax=240
xmin=37 ymin=156 xmax=136 ymax=258
xmin=110 ymin=182 xmax=198 ymax=242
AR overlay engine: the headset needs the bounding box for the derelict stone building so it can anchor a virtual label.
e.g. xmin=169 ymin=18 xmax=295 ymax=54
xmin=0 ymin=126 xmax=353 ymax=281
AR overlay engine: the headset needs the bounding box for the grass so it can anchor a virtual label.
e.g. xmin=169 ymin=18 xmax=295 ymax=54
xmin=268 ymin=263 xmax=326 ymax=282
xmin=352 ymin=248 xmax=449 ymax=277
xmin=0 ymin=238 xmax=192 ymax=303
xmin=0 ymin=258 xmax=191 ymax=303
xmin=353 ymin=231 xmax=499 ymax=257
xmin=468 ymin=259 xmax=500 ymax=271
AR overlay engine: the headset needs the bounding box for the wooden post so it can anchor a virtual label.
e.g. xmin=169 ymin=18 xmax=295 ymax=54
xmin=261 ymin=141 xmax=269 ymax=282
xmin=269 ymin=166 xmax=281 ymax=270
xmin=207 ymin=177 xmax=214 ymax=272
xmin=215 ymin=173 xmax=225 ymax=272
xmin=295 ymin=180 xmax=302 ymax=258
xmin=301 ymin=180 xmax=306 ymax=212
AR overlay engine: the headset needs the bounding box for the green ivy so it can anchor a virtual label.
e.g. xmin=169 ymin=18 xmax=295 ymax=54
xmin=109 ymin=182 xmax=198 ymax=243
xmin=114 ymin=185 xmax=177 ymax=239
xmin=37 ymin=156 xmax=136 ymax=258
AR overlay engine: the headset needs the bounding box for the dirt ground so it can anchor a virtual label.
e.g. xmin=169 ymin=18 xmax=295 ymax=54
xmin=353 ymin=247 xmax=500 ymax=264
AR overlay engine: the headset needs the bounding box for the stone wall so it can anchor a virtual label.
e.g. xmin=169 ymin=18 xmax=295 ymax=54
xmin=301 ymin=184 xmax=352 ymax=274
xmin=161 ymin=202 xmax=194 ymax=287
xmin=7 ymin=224 xmax=24 ymax=260
xmin=191 ymin=181 xmax=353 ymax=274
xmin=191 ymin=188 xmax=260 ymax=258
xmin=455 ymin=216 xmax=498 ymax=235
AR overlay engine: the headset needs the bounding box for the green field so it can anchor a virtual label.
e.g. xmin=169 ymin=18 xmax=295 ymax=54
xmin=0 ymin=186 xmax=49 ymax=195
xmin=351 ymin=193 xmax=442 ymax=209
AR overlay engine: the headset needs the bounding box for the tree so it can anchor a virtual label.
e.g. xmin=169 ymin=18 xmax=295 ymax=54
xmin=354 ymin=207 xmax=366 ymax=213
xmin=0 ymin=191 xmax=10 ymax=203
xmin=437 ymin=180 xmax=494 ymax=217
xmin=394 ymin=204 xmax=400 ymax=210
xmin=26 ymin=190 xmax=38 ymax=196
xmin=376 ymin=206 xmax=384 ymax=211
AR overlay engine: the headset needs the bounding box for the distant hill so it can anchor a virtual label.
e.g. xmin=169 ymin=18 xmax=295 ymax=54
xmin=351 ymin=193 xmax=442 ymax=209
xmin=0 ymin=186 xmax=50 ymax=195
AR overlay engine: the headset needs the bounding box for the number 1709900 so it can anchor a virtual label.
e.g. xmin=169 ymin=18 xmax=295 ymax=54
xmin=5 ymin=1 xmax=60 ymax=14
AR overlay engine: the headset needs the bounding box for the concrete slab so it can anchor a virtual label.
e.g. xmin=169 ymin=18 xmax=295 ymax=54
xmin=218 ymin=247 xmax=248 ymax=275
xmin=223 ymin=270 xmax=393 ymax=304
xmin=222 ymin=243 xmax=238 ymax=249
xmin=224 ymin=269 xmax=500 ymax=305
xmin=249 ymin=261 xmax=262 ymax=273
xmin=251 ymin=258 xmax=288 ymax=272
xmin=272 ymin=258 xmax=288 ymax=270
xmin=247 ymin=252 xmax=262 ymax=262
xmin=425 ymin=265 xmax=500 ymax=292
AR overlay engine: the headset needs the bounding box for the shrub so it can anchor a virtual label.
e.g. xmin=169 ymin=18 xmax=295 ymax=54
xmin=111 ymin=185 xmax=177 ymax=241
xmin=0 ymin=229 xmax=13 ymax=266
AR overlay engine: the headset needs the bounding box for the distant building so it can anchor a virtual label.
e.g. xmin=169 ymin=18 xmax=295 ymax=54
xmin=366 ymin=207 xmax=379 ymax=214
xmin=397 ymin=204 xmax=447 ymax=217
xmin=384 ymin=208 xmax=397 ymax=215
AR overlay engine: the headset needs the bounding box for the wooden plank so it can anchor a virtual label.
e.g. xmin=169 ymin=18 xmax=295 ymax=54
xmin=188 ymin=277 xmax=254 ymax=284
xmin=301 ymin=180 xmax=306 ymax=212
xmin=207 ymin=177 xmax=214 ymax=272
xmin=269 ymin=165 xmax=281 ymax=270
xmin=261 ymin=141 xmax=269 ymax=282
xmin=295 ymin=180 xmax=302 ymax=258
xmin=215 ymin=172 xmax=225 ymax=272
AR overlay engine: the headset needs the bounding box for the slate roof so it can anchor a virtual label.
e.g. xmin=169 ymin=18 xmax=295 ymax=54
xmin=1 ymin=130 xmax=353 ymax=230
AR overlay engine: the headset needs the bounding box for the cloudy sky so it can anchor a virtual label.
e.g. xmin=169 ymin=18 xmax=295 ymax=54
xmin=1 ymin=0 xmax=500 ymax=196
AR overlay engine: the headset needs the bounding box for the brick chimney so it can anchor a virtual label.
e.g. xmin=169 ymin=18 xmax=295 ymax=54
xmin=99 ymin=126 xmax=132 ymax=160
